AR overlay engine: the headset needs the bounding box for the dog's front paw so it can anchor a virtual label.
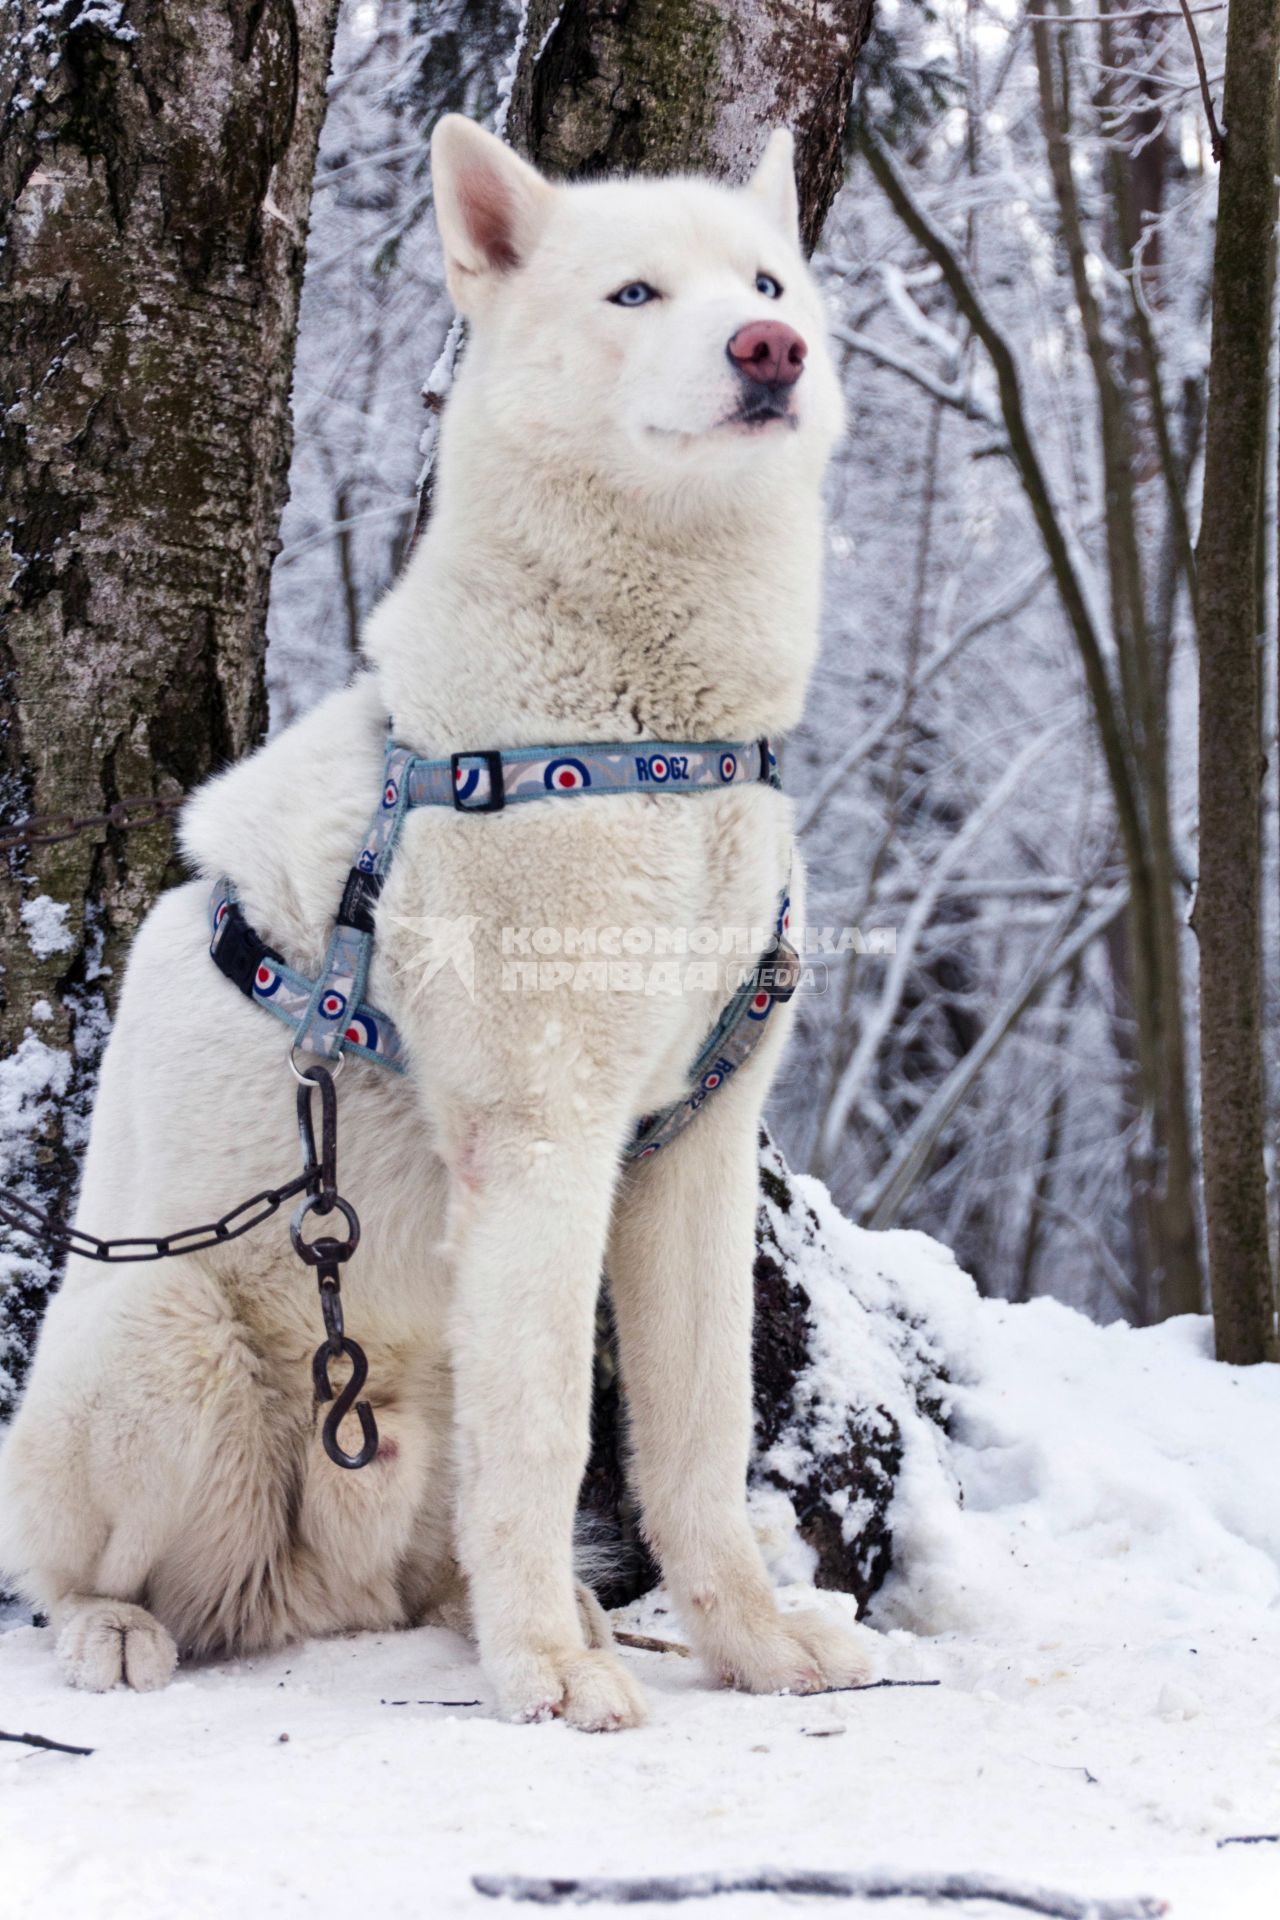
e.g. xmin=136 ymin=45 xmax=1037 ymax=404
xmin=718 ymin=1606 xmax=874 ymax=1696
xmin=56 ymin=1599 xmax=178 ymax=1693
xmin=498 ymin=1645 xmax=648 ymax=1732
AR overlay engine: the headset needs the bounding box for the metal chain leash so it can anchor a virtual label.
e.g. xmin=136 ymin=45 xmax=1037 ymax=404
xmin=0 ymin=795 xmax=183 ymax=857
xmin=0 ymin=1172 xmax=313 ymax=1265
xmin=0 ymin=1060 xmax=378 ymax=1472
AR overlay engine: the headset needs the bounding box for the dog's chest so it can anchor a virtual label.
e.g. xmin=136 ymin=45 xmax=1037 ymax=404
xmin=370 ymin=781 xmax=792 ymax=1116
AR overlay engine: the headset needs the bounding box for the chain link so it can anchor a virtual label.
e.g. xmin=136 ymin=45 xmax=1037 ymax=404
xmin=0 ymin=1062 xmax=338 ymax=1263
xmin=0 ymin=795 xmax=182 ymax=856
xmin=0 ymin=1171 xmax=313 ymax=1265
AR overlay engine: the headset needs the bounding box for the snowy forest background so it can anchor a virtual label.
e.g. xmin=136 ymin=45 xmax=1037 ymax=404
xmin=268 ymin=0 xmax=1267 ymax=1333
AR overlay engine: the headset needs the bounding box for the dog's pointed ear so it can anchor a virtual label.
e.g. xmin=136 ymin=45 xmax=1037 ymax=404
xmin=431 ymin=115 xmax=556 ymax=308
xmin=747 ymin=128 xmax=800 ymax=244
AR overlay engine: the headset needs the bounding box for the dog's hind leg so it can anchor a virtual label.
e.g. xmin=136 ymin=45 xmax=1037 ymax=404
xmin=53 ymin=1597 xmax=179 ymax=1693
xmin=1 ymin=1449 xmax=179 ymax=1695
xmin=0 ymin=1254 xmax=316 ymax=1686
xmin=607 ymin=1071 xmax=873 ymax=1696
xmin=0 ymin=1272 xmax=185 ymax=1690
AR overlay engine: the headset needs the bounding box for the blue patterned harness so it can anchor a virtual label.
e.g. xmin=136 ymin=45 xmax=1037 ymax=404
xmin=209 ymin=733 xmax=798 ymax=1160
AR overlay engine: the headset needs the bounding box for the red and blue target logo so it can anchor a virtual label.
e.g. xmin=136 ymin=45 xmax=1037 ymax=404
xmin=779 ymin=895 xmax=792 ymax=936
xmin=636 ymin=1141 xmax=662 ymax=1159
xmin=319 ymin=989 xmax=348 ymax=1022
xmin=252 ymin=962 xmax=282 ymax=999
xmin=454 ymin=761 xmax=483 ymax=803
xmin=747 ymin=988 xmax=773 ymax=1021
xmin=344 ymin=1014 xmax=378 ymax=1051
xmin=210 ymin=897 xmax=231 ymax=956
xmin=382 ymin=778 xmax=399 ymax=810
xmin=700 ymin=1064 xmax=732 ymax=1092
xmin=544 ymin=758 xmax=591 ymax=792
xmin=719 ymin=753 xmax=737 ymax=782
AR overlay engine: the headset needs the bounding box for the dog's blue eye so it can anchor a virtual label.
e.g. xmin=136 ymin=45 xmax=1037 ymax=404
xmin=609 ymin=282 xmax=659 ymax=307
xmin=756 ymin=273 xmax=783 ymax=299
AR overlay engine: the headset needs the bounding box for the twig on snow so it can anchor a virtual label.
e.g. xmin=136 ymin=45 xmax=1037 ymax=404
xmin=0 ymin=1728 xmax=94 ymax=1757
xmin=826 ymin=1678 xmax=941 ymax=1693
xmin=380 ymin=1697 xmax=482 ymax=1708
xmin=614 ymin=1631 xmax=691 ymax=1658
xmin=472 ymin=1866 xmax=1167 ymax=1915
xmin=1216 ymin=1834 xmax=1279 ymax=1847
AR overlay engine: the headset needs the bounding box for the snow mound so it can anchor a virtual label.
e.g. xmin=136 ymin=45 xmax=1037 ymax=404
xmin=871 ymin=1252 xmax=1280 ymax=1651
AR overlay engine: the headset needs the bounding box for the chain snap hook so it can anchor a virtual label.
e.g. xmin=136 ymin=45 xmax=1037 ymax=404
xmin=284 ymin=1056 xmax=378 ymax=1471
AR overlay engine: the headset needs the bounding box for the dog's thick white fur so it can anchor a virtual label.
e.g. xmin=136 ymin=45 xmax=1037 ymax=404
xmin=0 ymin=118 xmax=868 ymax=1727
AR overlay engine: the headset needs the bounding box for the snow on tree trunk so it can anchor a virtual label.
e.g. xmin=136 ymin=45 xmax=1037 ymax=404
xmin=582 ymin=1137 xmax=953 ymax=1613
xmin=749 ymin=1134 xmax=951 ymax=1603
xmin=0 ymin=0 xmax=341 ymax=1409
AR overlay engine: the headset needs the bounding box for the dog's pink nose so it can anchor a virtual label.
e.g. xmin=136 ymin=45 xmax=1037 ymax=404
xmin=727 ymin=320 xmax=807 ymax=388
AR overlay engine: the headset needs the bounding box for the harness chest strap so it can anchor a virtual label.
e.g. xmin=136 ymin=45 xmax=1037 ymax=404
xmin=209 ymin=732 xmax=798 ymax=1160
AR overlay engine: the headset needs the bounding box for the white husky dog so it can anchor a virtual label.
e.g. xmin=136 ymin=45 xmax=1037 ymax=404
xmin=0 ymin=116 xmax=869 ymax=1729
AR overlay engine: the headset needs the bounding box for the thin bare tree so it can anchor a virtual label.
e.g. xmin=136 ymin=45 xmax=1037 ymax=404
xmin=1193 ymin=0 xmax=1280 ymax=1363
xmin=857 ymin=46 xmax=1204 ymax=1319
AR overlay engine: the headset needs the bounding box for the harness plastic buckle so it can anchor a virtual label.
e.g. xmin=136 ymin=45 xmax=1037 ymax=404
xmin=336 ymin=866 xmax=382 ymax=933
xmin=753 ymin=938 xmax=802 ymax=1003
xmin=451 ymin=750 xmax=506 ymax=812
xmin=213 ymin=903 xmax=284 ymax=1000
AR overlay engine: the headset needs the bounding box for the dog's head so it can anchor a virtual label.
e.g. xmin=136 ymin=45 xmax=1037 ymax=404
xmin=430 ymin=115 xmax=843 ymax=498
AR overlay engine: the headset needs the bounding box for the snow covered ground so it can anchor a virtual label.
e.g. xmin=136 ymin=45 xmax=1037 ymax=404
xmin=2 ymin=1225 xmax=1278 ymax=1920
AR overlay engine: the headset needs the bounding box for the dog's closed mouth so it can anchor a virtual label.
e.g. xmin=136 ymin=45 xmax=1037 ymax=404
xmin=726 ymin=400 xmax=798 ymax=432
xmin=648 ymin=406 xmax=797 ymax=443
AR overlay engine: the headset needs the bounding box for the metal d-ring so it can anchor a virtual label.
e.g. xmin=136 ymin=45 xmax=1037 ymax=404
xmin=289 ymin=1193 xmax=361 ymax=1266
xmin=287 ymin=1040 xmax=345 ymax=1086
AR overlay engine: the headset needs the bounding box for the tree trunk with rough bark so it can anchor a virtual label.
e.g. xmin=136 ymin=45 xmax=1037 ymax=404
xmin=505 ymin=0 xmax=873 ymax=245
xmin=1193 ymin=0 xmax=1280 ymax=1365
xmin=0 ymin=0 xmax=340 ymax=1404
